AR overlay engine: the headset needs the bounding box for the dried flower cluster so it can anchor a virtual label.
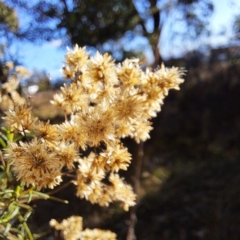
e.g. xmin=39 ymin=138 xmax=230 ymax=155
xmin=0 ymin=62 xmax=29 ymax=112
xmin=3 ymin=45 xmax=184 ymax=211
xmin=50 ymin=216 xmax=116 ymax=240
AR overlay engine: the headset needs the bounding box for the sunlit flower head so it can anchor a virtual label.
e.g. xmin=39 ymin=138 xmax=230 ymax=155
xmin=64 ymin=45 xmax=89 ymax=76
xmin=58 ymin=119 xmax=88 ymax=150
xmin=154 ymin=64 xmax=185 ymax=95
xmin=6 ymin=139 xmax=63 ymax=190
xmin=132 ymin=120 xmax=153 ymax=143
xmin=34 ymin=120 xmax=59 ymax=145
xmin=55 ymin=142 xmax=79 ymax=169
xmin=101 ymin=143 xmax=132 ymax=172
xmin=74 ymin=153 xmax=105 ymax=199
xmin=85 ymin=52 xmax=118 ymax=87
xmin=117 ymin=58 xmax=142 ymax=87
xmin=3 ymin=104 xmax=37 ymax=133
xmin=114 ymin=93 xmax=147 ymax=124
xmin=0 ymin=77 xmax=26 ymax=111
xmin=75 ymin=107 xmax=115 ymax=147
xmin=50 ymin=216 xmax=83 ymax=240
xmin=109 ymin=174 xmax=136 ymax=211
xmin=80 ymin=228 xmax=117 ymax=240
xmin=50 ymin=216 xmax=117 ymax=240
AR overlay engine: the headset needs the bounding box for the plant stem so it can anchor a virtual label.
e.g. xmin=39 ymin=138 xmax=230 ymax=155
xmin=126 ymin=141 xmax=144 ymax=240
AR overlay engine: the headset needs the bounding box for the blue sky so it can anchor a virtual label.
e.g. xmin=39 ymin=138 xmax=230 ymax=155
xmin=9 ymin=0 xmax=240 ymax=81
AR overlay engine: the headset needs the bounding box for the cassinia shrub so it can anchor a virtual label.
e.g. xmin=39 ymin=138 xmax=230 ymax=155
xmin=0 ymin=45 xmax=184 ymax=239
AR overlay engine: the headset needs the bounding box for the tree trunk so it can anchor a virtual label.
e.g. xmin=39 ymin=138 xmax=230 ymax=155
xmin=151 ymin=34 xmax=163 ymax=69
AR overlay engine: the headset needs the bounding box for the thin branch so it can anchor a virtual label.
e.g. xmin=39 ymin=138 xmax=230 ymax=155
xmin=126 ymin=141 xmax=144 ymax=240
xmin=46 ymin=180 xmax=72 ymax=196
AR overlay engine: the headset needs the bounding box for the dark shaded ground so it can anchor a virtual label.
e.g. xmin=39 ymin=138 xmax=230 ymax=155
xmin=32 ymin=62 xmax=240 ymax=240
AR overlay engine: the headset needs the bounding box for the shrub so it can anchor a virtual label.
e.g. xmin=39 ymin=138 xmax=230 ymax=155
xmin=0 ymin=45 xmax=184 ymax=239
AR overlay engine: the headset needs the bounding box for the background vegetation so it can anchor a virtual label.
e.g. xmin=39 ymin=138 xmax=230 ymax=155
xmin=1 ymin=0 xmax=240 ymax=239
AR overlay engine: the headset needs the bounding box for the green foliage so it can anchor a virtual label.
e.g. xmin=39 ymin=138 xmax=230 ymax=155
xmin=0 ymin=129 xmax=32 ymax=239
xmin=0 ymin=128 xmax=67 ymax=239
xmin=4 ymin=0 xmax=213 ymax=61
xmin=233 ymin=14 xmax=240 ymax=39
xmin=0 ymin=2 xmax=19 ymax=34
